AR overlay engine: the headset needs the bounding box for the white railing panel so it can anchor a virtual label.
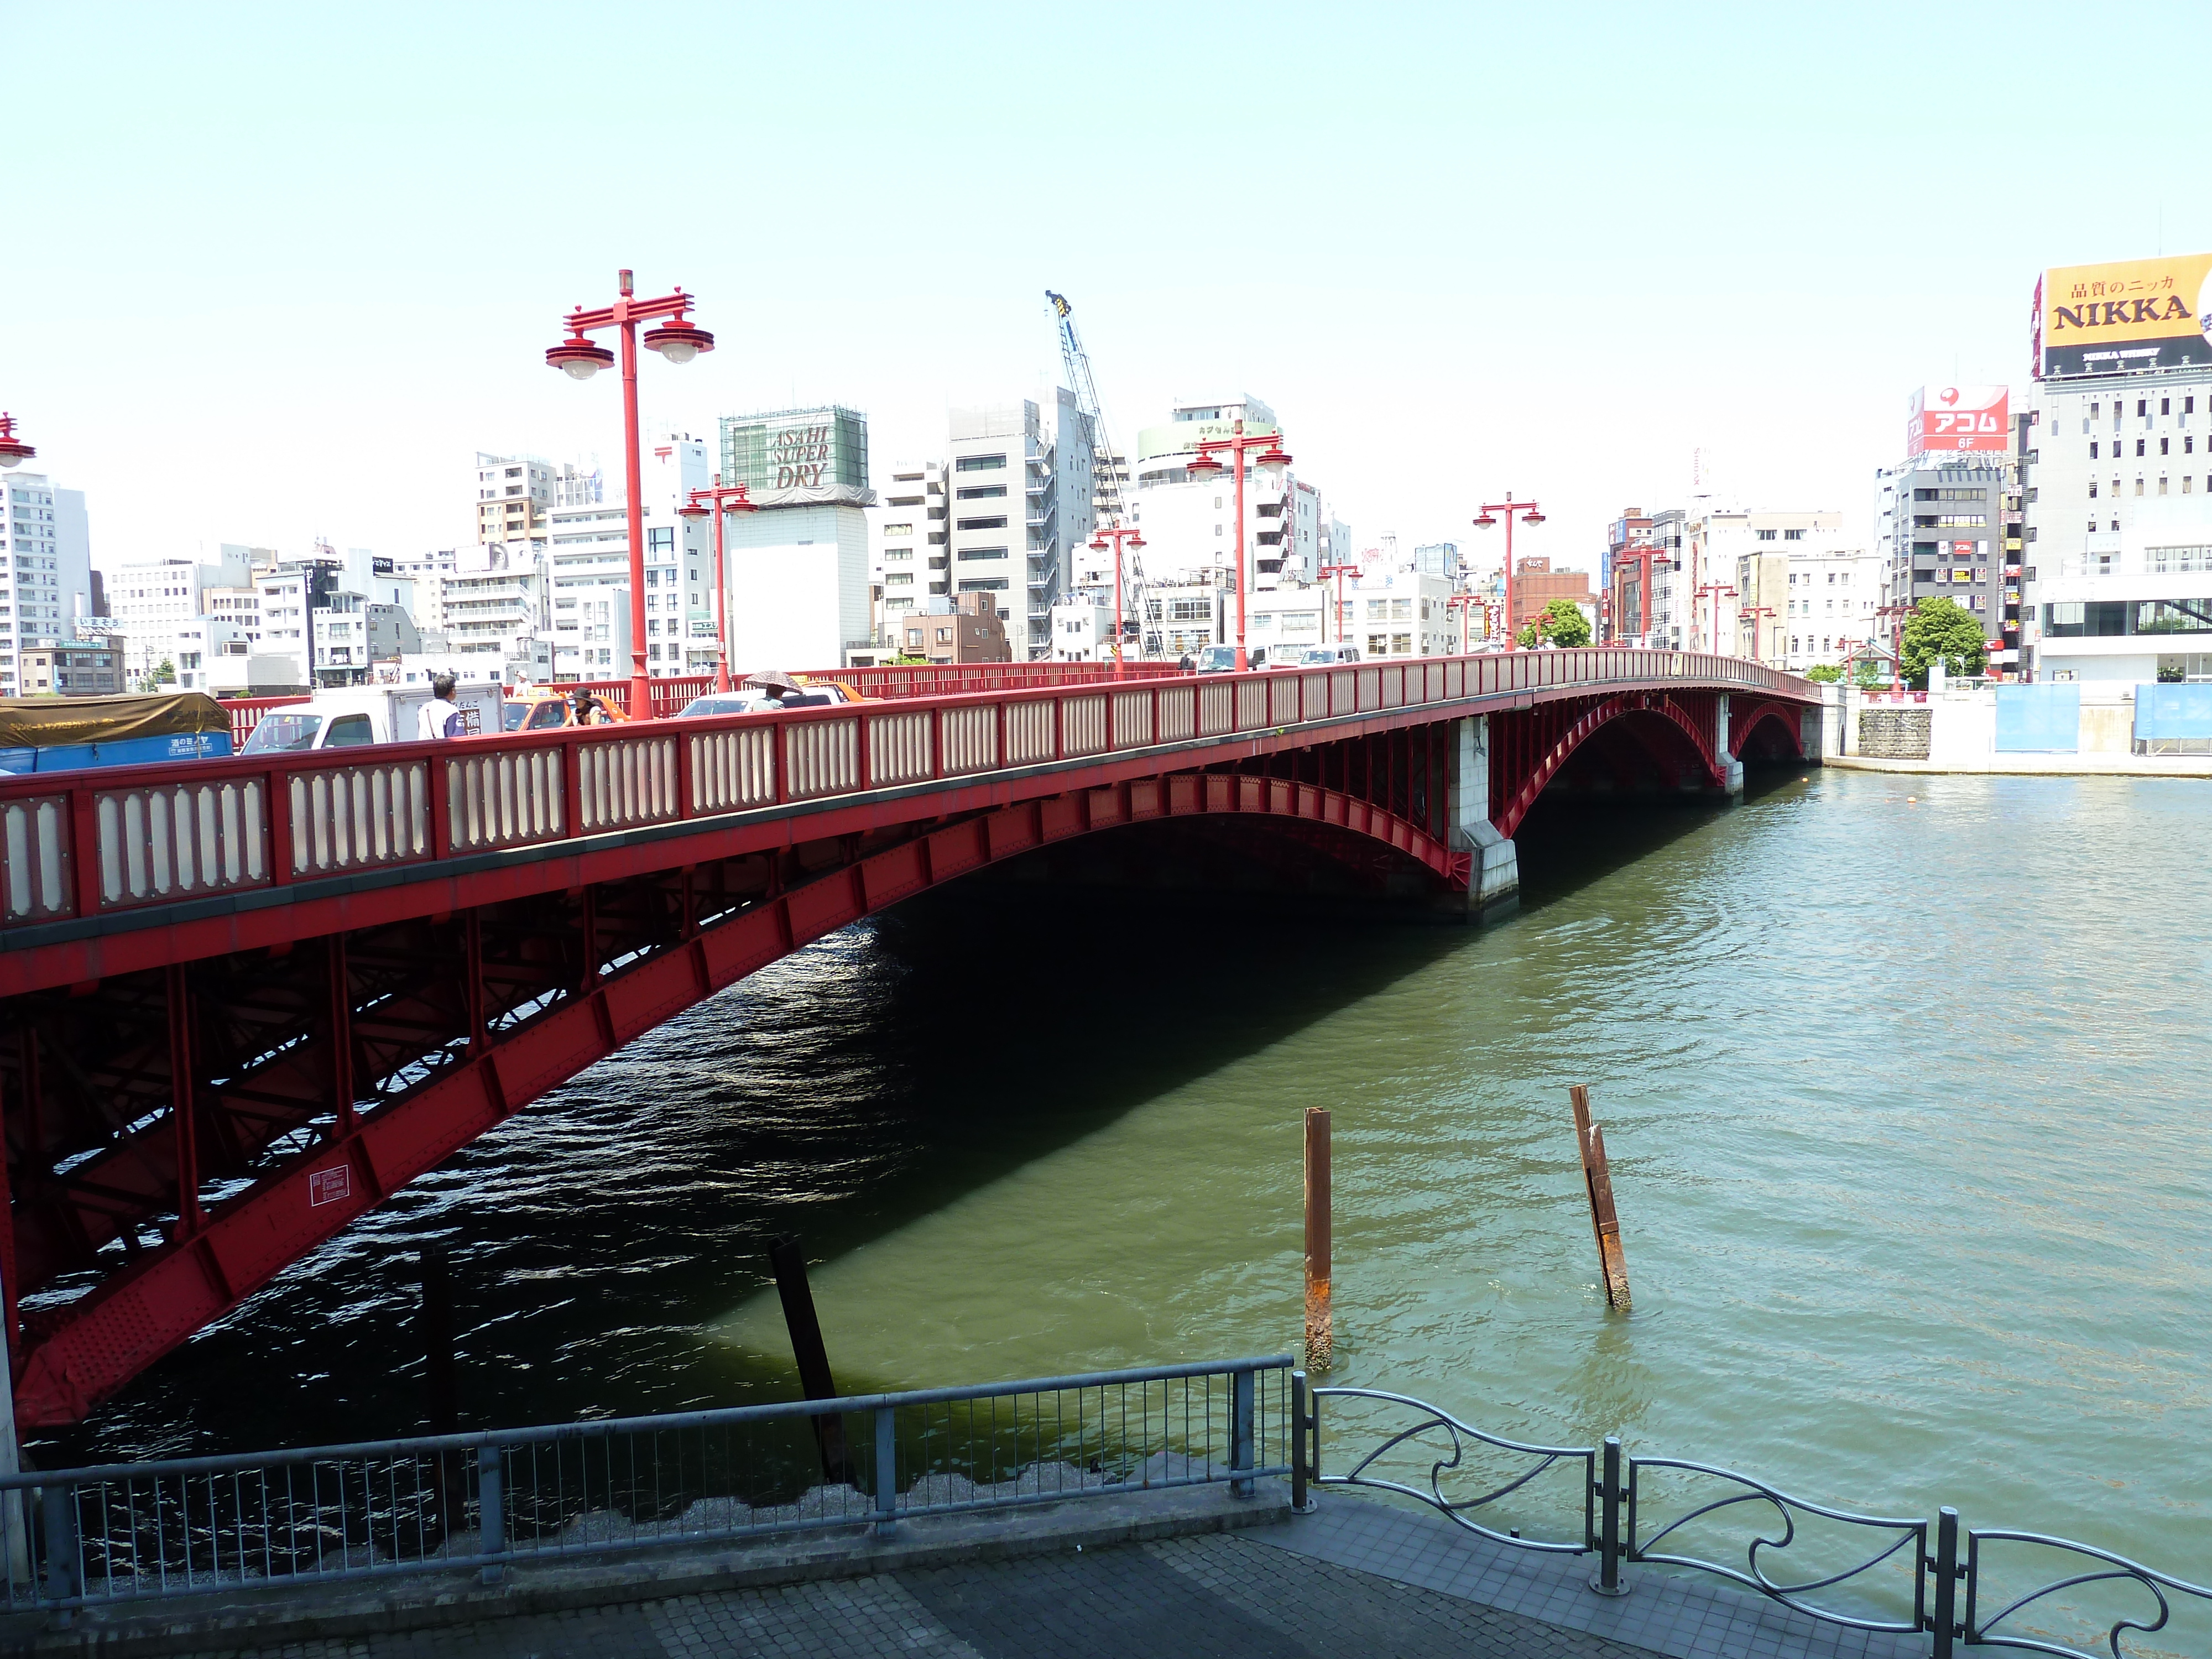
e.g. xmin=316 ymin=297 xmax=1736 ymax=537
xmin=578 ymin=735 xmax=679 ymax=831
xmin=1062 ymin=694 xmax=1108 ymax=759
xmin=1006 ymin=700 xmax=1053 ymax=765
xmin=91 ymin=779 xmax=272 ymax=910
xmin=940 ymin=705 xmax=999 ymax=775
xmin=1110 ymin=688 xmax=1153 ymax=749
xmin=289 ymin=763 xmax=426 ymax=879
xmin=1270 ymin=675 xmax=1301 ymax=726
xmin=786 ymin=718 xmax=860 ymax=800
xmin=1158 ymin=684 xmax=1196 ymax=742
xmin=1382 ymin=666 xmax=1404 ymax=708
xmin=445 ymin=748 xmax=561 ymax=855
xmin=867 ymin=710 xmax=932 ymax=787
xmin=1234 ymin=679 xmax=1267 ymax=732
xmin=1198 ymin=681 xmax=1233 ymax=737
xmin=0 ymin=796 xmax=71 ymax=921
xmin=689 ymin=726 xmax=776 ymax=811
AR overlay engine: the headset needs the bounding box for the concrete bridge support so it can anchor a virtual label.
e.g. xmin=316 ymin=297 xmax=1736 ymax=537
xmin=1446 ymin=716 xmax=1519 ymax=921
xmin=1713 ymin=694 xmax=1745 ymax=797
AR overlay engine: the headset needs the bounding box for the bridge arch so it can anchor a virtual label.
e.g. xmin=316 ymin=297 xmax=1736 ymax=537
xmin=1727 ymin=698 xmax=1807 ymax=763
xmin=7 ymin=766 xmax=1458 ymax=1426
xmin=1490 ymin=691 xmax=1725 ymax=837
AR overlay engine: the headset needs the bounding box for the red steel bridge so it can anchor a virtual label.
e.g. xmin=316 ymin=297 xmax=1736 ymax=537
xmin=0 ymin=651 xmax=1813 ymax=1427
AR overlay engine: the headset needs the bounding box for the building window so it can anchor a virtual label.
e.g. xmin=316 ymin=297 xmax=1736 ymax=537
xmin=1757 ymin=529 xmax=1778 ymax=541
xmin=956 ymin=517 xmax=1008 ymax=531
xmin=955 ymin=455 xmax=1006 ymax=473
xmin=954 ymin=486 xmax=1006 ymax=501
xmin=1784 ymin=529 xmax=1805 ymax=540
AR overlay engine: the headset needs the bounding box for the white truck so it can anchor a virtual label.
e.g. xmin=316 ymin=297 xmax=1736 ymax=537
xmin=239 ymin=684 xmax=505 ymax=755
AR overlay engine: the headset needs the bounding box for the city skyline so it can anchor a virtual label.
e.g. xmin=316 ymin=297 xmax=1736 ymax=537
xmin=6 ymin=1 xmax=2208 ymax=571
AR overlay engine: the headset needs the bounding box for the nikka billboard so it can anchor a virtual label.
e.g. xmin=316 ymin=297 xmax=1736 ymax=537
xmin=2037 ymin=253 xmax=2212 ymax=378
xmin=1906 ymin=385 xmax=2010 ymax=456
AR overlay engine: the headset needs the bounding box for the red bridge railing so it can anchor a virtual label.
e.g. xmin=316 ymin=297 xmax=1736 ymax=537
xmin=22 ymin=651 xmax=1807 ymax=935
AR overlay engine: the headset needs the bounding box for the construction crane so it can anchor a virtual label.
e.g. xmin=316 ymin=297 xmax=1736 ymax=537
xmin=1047 ymin=290 xmax=1160 ymax=658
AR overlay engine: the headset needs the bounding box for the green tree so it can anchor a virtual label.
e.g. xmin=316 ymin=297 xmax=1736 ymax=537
xmin=151 ymin=658 xmax=176 ymax=687
xmin=1898 ymin=597 xmax=1986 ymax=687
xmin=1802 ymin=663 xmax=1842 ymax=683
xmin=1516 ymin=598 xmax=1592 ymax=649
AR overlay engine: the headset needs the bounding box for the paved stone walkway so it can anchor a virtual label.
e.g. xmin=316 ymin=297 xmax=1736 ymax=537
xmin=178 ymin=1491 xmax=1932 ymax=1659
xmin=183 ymin=1531 xmax=1667 ymax=1658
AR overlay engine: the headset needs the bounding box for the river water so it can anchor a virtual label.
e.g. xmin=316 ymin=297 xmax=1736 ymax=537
xmin=49 ymin=770 xmax=2212 ymax=1612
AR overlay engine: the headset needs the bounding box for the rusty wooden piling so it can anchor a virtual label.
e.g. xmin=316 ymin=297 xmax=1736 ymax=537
xmin=768 ymin=1233 xmax=851 ymax=1483
xmin=1304 ymin=1107 xmax=1333 ymax=1369
xmin=1569 ymin=1085 xmax=1632 ymax=1311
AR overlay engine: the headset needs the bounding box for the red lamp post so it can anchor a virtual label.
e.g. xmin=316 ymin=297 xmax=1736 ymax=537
xmin=1443 ymin=594 xmax=1478 ymax=654
xmin=1739 ymin=603 xmax=1775 ymax=665
xmin=1693 ymin=581 xmax=1738 ymax=656
xmin=1471 ymin=495 xmax=1546 ymax=649
xmin=1185 ymin=419 xmax=1291 ymax=669
xmin=546 ymin=269 xmax=714 ymax=718
xmin=0 ymin=413 xmax=35 ymax=469
xmin=1087 ymin=518 xmax=1146 ymax=677
xmin=1318 ymin=559 xmax=1363 ymax=646
xmin=677 ymin=475 xmax=759 ymax=693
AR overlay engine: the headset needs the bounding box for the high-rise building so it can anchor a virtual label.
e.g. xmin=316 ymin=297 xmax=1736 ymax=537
xmin=720 ymin=408 xmax=873 ymax=671
xmin=867 ymin=460 xmax=946 ymax=644
xmin=1124 ymin=395 xmax=1324 ymax=595
xmin=946 ymin=395 xmax=1091 ymax=659
xmin=474 ymin=453 xmax=555 ymax=549
xmin=1 ymin=469 xmax=94 ymax=692
xmin=544 ymin=433 xmax=711 ymax=679
xmin=2022 ymin=252 xmax=2212 ymax=682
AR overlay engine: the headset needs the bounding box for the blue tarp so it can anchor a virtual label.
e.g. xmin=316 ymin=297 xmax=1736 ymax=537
xmin=2133 ymin=682 xmax=2212 ymax=740
xmin=1994 ymin=684 xmax=2079 ymax=752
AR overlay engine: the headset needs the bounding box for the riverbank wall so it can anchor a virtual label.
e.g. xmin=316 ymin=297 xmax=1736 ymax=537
xmin=1814 ymin=682 xmax=2212 ymax=778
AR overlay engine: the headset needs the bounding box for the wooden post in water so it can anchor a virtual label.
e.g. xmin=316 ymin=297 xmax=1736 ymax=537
xmin=767 ymin=1234 xmax=851 ymax=1484
xmin=1304 ymin=1107 xmax=1333 ymax=1370
xmin=1569 ymin=1086 xmax=1632 ymax=1311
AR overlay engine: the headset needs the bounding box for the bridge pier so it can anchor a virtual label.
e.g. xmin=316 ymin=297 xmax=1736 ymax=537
xmin=1444 ymin=716 xmax=1519 ymax=922
xmin=1712 ymin=695 xmax=1745 ymax=799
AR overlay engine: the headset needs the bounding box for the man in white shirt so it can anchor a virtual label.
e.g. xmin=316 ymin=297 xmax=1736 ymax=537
xmin=418 ymin=672 xmax=465 ymax=741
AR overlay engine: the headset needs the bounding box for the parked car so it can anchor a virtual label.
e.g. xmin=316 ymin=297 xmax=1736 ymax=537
xmin=500 ymin=690 xmax=628 ymax=731
xmin=677 ymin=677 xmax=867 ymax=717
xmin=1295 ymin=644 xmax=1363 ymax=666
xmin=1193 ymin=645 xmax=1265 ymax=673
xmin=0 ymin=691 xmax=233 ymax=775
xmin=240 ymin=684 xmax=504 ymax=755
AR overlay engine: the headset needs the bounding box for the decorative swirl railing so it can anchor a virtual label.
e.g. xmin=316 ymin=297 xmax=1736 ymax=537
xmin=1297 ymin=1378 xmax=2212 ymax=1658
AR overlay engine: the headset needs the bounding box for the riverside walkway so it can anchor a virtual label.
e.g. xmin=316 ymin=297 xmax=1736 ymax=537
xmin=166 ymin=1493 xmax=1919 ymax=1659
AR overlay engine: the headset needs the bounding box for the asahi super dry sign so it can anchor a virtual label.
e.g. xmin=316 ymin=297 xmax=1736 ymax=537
xmin=2038 ymin=253 xmax=2212 ymax=378
xmin=719 ymin=406 xmax=873 ymax=508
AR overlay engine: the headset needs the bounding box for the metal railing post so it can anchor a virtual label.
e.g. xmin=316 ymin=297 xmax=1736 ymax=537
xmin=1929 ymin=1505 xmax=1959 ymax=1658
xmin=40 ymin=1482 xmax=76 ymax=1608
xmin=1590 ymin=1436 xmax=1628 ymax=1595
xmin=1230 ymin=1368 xmax=1255 ymax=1498
xmin=1290 ymin=1371 xmax=1310 ymax=1512
xmin=477 ymin=1443 xmax=505 ymax=1585
xmin=873 ymin=1406 xmax=897 ymax=1537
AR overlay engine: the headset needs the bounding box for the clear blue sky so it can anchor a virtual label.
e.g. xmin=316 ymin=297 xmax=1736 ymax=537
xmin=7 ymin=1 xmax=2205 ymax=573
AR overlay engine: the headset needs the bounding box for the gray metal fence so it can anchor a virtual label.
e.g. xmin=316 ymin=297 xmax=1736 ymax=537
xmin=1302 ymin=1380 xmax=2211 ymax=1659
xmin=0 ymin=1355 xmax=1292 ymax=1614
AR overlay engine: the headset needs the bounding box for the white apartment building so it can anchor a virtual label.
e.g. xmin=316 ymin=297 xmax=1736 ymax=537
xmin=2027 ymin=373 xmax=2212 ymax=681
xmin=108 ymin=546 xmax=252 ymax=686
xmin=944 ymin=394 xmax=1092 ymax=659
xmin=1144 ymin=580 xmax=1227 ymax=659
xmin=475 ymin=453 xmax=556 ymax=549
xmin=543 ymin=434 xmax=711 ymax=679
xmin=1123 ymin=396 xmax=1323 ymax=596
xmin=1644 ymin=505 xmax=1845 ymax=656
xmin=0 ymin=471 xmax=94 ymax=691
xmin=1349 ymin=569 xmax=1459 ymax=660
xmin=1735 ymin=542 xmax=1884 ymax=671
xmin=868 ymin=460 xmax=946 ymax=644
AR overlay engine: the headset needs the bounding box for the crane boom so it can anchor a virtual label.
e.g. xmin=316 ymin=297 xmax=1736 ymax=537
xmin=1047 ymin=290 xmax=1159 ymax=657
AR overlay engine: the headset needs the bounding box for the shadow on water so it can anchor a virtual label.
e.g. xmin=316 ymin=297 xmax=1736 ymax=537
xmin=48 ymin=785 xmax=1788 ymax=1465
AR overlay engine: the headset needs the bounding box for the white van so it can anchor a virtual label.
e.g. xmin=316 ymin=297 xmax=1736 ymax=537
xmin=1295 ymin=644 xmax=1363 ymax=666
xmin=240 ymin=684 xmax=505 ymax=755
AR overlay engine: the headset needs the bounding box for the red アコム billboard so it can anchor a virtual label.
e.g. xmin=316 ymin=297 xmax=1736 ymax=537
xmin=1907 ymin=385 xmax=2010 ymax=456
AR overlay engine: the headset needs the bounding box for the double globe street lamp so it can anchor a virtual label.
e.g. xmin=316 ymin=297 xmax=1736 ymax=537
xmin=1087 ymin=518 xmax=1146 ymax=676
xmin=0 ymin=413 xmax=34 ymax=469
xmin=1186 ymin=420 xmax=1291 ymax=670
xmin=677 ymin=477 xmax=759 ymax=693
xmin=1471 ymin=495 xmax=1545 ymax=649
xmin=546 ymin=270 xmax=714 ymax=717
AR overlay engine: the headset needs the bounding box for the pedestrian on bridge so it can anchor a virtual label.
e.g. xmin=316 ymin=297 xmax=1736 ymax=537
xmin=418 ymin=674 xmax=465 ymax=740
